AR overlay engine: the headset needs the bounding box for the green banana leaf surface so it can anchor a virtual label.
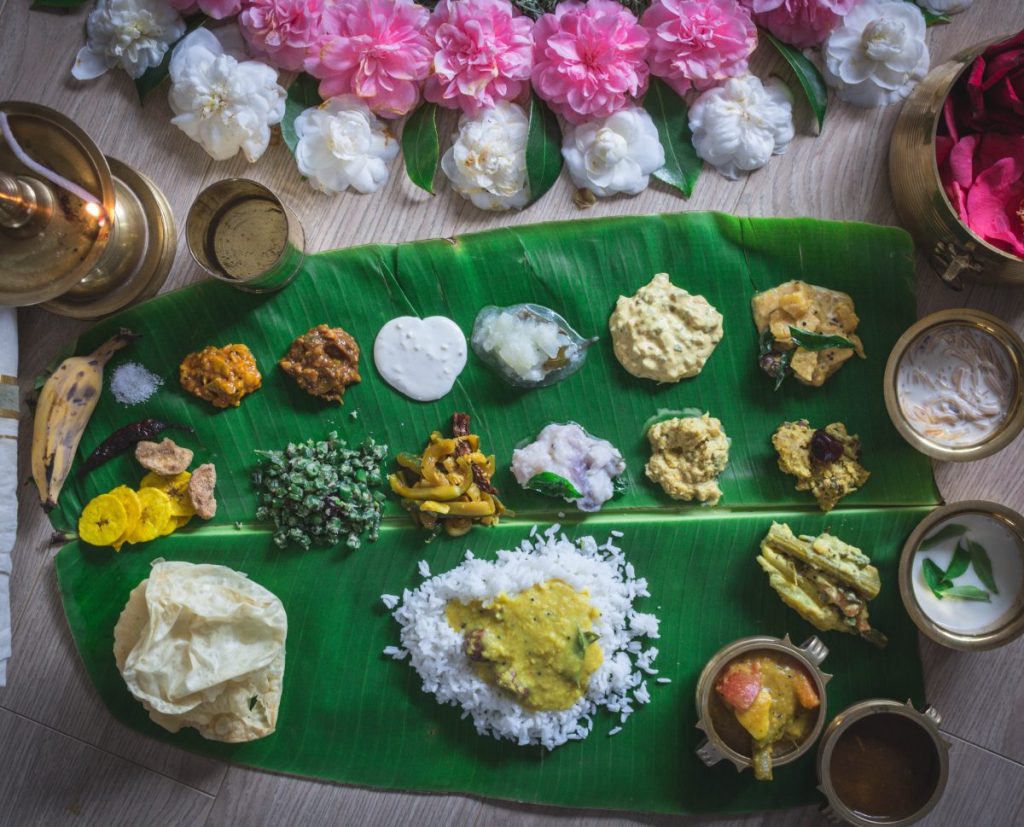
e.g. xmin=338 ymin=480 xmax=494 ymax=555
xmin=52 ymin=213 xmax=938 ymax=816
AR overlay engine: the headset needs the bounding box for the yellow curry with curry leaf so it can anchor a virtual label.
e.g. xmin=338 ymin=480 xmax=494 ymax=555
xmin=446 ymin=579 xmax=603 ymax=711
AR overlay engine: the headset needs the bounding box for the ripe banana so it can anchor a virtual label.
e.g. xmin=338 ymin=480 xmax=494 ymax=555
xmin=32 ymin=328 xmax=138 ymax=512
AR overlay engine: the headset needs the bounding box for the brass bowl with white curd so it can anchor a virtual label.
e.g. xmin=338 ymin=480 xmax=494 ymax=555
xmin=694 ymin=634 xmax=831 ymax=776
xmin=884 ymin=309 xmax=1024 ymax=461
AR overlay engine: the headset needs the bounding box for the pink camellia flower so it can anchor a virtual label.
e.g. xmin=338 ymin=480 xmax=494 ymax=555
xmin=532 ymin=0 xmax=650 ymax=125
xmin=305 ymin=0 xmax=432 ymax=118
xmin=641 ymin=0 xmax=757 ymax=97
xmin=940 ymin=132 xmax=1024 ymax=258
xmin=424 ymin=0 xmax=534 ymax=116
xmin=167 ymin=0 xmax=240 ymax=20
xmin=742 ymin=0 xmax=856 ymax=49
xmin=240 ymin=0 xmax=324 ymax=72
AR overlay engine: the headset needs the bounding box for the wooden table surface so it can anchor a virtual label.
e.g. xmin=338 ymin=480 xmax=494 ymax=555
xmin=3 ymin=2 xmax=1024 ymax=825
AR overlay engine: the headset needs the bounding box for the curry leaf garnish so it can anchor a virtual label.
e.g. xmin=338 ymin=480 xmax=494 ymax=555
xmin=944 ymin=541 xmax=972 ymax=581
xmin=401 ymin=102 xmax=440 ymax=194
xmin=758 ymin=330 xmax=793 ymax=391
xmin=788 ymin=327 xmax=856 ymax=351
xmin=967 ymin=539 xmax=999 ymax=594
xmin=573 ymin=627 xmax=600 ymax=659
xmin=281 ymin=73 xmax=323 ymax=156
xmin=526 ymin=472 xmax=582 ymax=501
xmin=918 ymin=522 xmax=967 ymax=551
xmin=922 ymin=558 xmax=950 ymax=599
xmin=941 ymin=585 xmax=992 ymax=602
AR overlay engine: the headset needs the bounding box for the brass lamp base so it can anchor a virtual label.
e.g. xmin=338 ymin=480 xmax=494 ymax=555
xmin=41 ymin=158 xmax=175 ymax=319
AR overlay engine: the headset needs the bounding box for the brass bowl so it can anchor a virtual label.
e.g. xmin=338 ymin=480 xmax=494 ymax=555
xmin=889 ymin=35 xmax=1024 ymax=289
xmin=694 ymin=634 xmax=831 ymax=775
xmin=899 ymin=500 xmax=1024 ymax=651
xmin=816 ymin=699 xmax=949 ymax=826
xmin=883 ymin=309 xmax=1024 ymax=461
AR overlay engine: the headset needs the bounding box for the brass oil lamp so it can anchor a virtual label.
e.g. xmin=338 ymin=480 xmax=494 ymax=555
xmin=0 ymin=101 xmax=175 ymax=318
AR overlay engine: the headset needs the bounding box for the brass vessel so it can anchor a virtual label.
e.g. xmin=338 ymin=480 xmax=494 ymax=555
xmin=816 ymin=699 xmax=949 ymax=826
xmin=694 ymin=634 xmax=831 ymax=775
xmin=0 ymin=101 xmax=175 ymax=318
xmin=889 ymin=35 xmax=1024 ymax=289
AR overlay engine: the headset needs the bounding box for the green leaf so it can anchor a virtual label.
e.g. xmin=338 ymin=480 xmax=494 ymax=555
xmin=904 ymin=1 xmax=950 ymax=26
xmin=133 ymin=15 xmax=207 ymax=103
xmin=525 ymin=472 xmax=582 ymax=501
xmin=642 ymin=408 xmax=705 ymax=436
xmin=401 ymin=102 xmax=440 ymax=195
xmin=788 ymin=327 xmax=856 ymax=351
xmin=942 ymin=585 xmax=992 ymax=602
xmin=943 ymin=541 xmax=971 ymax=581
xmin=967 ymin=539 xmax=999 ymax=594
xmin=918 ymin=522 xmax=967 ymax=551
xmin=758 ymin=330 xmax=794 ymax=391
xmin=281 ymin=74 xmax=323 ymax=157
xmin=762 ymin=30 xmax=828 ymax=132
xmin=30 ymin=0 xmax=89 ymax=9
xmin=525 ymin=93 xmax=562 ymax=205
xmin=922 ymin=558 xmax=950 ymax=599
xmin=644 ymin=77 xmax=702 ymax=198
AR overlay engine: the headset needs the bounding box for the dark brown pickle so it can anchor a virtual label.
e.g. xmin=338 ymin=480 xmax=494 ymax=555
xmin=279 ymin=324 xmax=361 ymax=403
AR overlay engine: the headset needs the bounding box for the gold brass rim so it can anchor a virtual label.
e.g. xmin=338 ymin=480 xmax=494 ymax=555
xmin=883 ymin=309 xmax=1024 ymax=462
xmin=41 ymin=158 xmax=176 ymax=320
xmin=816 ymin=699 xmax=950 ymax=827
xmin=899 ymin=500 xmax=1024 ymax=651
xmin=694 ymin=634 xmax=831 ymax=774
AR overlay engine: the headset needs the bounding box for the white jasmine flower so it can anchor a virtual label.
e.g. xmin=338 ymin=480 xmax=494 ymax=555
xmin=441 ymin=101 xmax=530 ymax=211
xmin=823 ymin=0 xmax=930 ymax=108
xmin=72 ymin=0 xmax=185 ymax=81
xmin=916 ymin=0 xmax=971 ymax=13
xmin=168 ymin=29 xmax=285 ymax=163
xmin=562 ymin=107 xmax=665 ymax=198
xmin=294 ymin=96 xmax=398 ymax=194
xmin=688 ymin=75 xmax=794 ymax=181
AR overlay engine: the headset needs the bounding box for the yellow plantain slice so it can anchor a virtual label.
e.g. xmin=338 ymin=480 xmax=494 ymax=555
xmin=108 ymin=486 xmax=141 ymax=552
xmin=79 ymin=494 xmax=128 ymax=547
xmin=128 ymin=487 xmax=172 ymax=544
xmin=140 ymin=471 xmax=195 ymax=518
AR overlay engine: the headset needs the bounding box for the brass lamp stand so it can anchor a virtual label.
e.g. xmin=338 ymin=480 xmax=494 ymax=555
xmin=0 ymin=101 xmax=175 ymax=319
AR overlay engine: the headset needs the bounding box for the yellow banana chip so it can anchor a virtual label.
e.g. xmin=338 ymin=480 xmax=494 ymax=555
xmin=79 ymin=494 xmax=128 ymax=547
xmin=141 ymin=471 xmax=195 ymax=518
xmin=108 ymin=486 xmax=141 ymax=552
xmin=129 ymin=487 xmax=172 ymax=544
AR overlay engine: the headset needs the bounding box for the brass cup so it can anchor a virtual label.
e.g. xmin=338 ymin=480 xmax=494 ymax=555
xmin=899 ymin=500 xmax=1024 ymax=651
xmin=694 ymin=634 xmax=831 ymax=775
xmin=186 ymin=178 xmax=305 ymax=293
xmin=889 ymin=34 xmax=1024 ymax=289
xmin=816 ymin=699 xmax=950 ymax=826
xmin=883 ymin=309 xmax=1024 ymax=461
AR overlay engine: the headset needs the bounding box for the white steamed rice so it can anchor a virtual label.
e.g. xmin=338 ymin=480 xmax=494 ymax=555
xmin=383 ymin=526 xmax=660 ymax=749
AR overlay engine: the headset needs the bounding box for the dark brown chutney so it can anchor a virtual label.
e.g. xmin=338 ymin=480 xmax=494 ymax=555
xmin=279 ymin=324 xmax=361 ymax=403
xmin=830 ymin=712 xmax=940 ymax=821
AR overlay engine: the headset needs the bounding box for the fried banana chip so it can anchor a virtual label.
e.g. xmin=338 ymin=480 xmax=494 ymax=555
xmin=108 ymin=485 xmax=141 ymax=552
xmin=79 ymin=494 xmax=128 ymax=547
xmin=141 ymin=471 xmax=196 ymax=518
xmin=129 ymin=487 xmax=172 ymax=544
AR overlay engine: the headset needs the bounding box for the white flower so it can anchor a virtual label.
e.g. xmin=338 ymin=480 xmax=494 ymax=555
xmin=72 ymin=0 xmax=185 ymax=81
xmin=916 ymin=0 xmax=971 ymax=13
xmin=823 ymin=0 xmax=930 ymax=108
xmin=562 ymin=107 xmax=665 ymax=198
xmin=441 ymin=101 xmax=530 ymax=211
xmin=688 ymin=75 xmax=794 ymax=181
xmin=294 ymin=96 xmax=398 ymax=194
xmin=168 ymin=29 xmax=285 ymax=163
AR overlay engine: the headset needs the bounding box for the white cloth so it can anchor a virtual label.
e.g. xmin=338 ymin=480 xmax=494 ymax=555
xmin=0 ymin=306 xmax=17 ymax=686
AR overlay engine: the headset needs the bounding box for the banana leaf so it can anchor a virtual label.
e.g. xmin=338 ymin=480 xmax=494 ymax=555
xmin=51 ymin=213 xmax=937 ymax=815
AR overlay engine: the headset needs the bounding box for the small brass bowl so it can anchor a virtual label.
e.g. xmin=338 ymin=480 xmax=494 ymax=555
xmin=889 ymin=34 xmax=1024 ymax=289
xmin=883 ymin=309 xmax=1024 ymax=461
xmin=899 ymin=500 xmax=1024 ymax=651
xmin=816 ymin=699 xmax=949 ymax=826
xmin=694 ymin=634 xmax=831 ymax=775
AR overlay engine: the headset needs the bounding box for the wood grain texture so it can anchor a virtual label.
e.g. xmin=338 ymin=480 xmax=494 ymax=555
xmin=3 ymin=0 xmax=1024 ymax=824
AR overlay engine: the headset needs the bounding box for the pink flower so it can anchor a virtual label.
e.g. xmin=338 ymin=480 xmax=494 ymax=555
xmin=424 ymin=0 xmax=534 ymax=116
xmin=167 ymin=0 xmax=240 ymax=20
xmin=641 ymin=0 xmax=757 ymax=96
xmin=532 ymin=0 xmax=650 ymax=125
xmin=742 ymin=0 xmax=856 ymax=49
xmin=940 ymin=132 xmax=1024 ymax=258
xmin=305 ymin=0 xmax=432 ymax=118
xmin=240 ymin=0 xmax=324 ymax=72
